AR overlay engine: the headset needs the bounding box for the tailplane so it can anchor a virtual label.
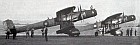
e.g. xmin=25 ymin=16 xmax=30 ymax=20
xmin=3 ymin=19 xmax=15 ymax=33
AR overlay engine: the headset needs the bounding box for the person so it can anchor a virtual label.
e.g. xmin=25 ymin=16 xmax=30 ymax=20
xmin=6 ymin=29 xmax=10 ymax=39
xmin=44 ymin=26 xmax=48 ymax=41
xmin=10 ymin=26 xmax=17 ymax=39
xmin=120 ymin=30 xmax=123 ymax=36
xmin=41 ymin=29 xmax=44 ymax=37
xmin=95 ymin=30 xmax=98 ymax=37
xmin=26 ymin=29 xmax=29 ymax=38
xmin=12 ymin=28 xmax=17 ymax=39
xmin=102 ymin=27 xmax=104 ymax=36
xmin=135 ymin=30 xmax=137 ymax=36
xmin=130 ymin=28 xmax=133 ymax=36
xmin=126 ymin=29 xmax=129 ymax=36
xmin=31 ymin=29 xmax=34 ymax=38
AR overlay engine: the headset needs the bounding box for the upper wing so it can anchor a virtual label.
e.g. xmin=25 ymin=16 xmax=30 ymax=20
xmin=55 ymin=6 xmax=97 ymax=22
xmin=80 ymin=13 xmax=136 ymax=31
xmin=56 ymin=6 xmax=76 ymax=22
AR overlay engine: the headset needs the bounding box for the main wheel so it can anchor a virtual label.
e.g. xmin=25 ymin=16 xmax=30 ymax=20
xmin=68 ymin=33 xmax=80 ymax=37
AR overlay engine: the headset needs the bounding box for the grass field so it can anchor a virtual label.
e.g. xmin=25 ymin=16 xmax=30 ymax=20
xmin=0 ymin=35 xmax=139 ymax=45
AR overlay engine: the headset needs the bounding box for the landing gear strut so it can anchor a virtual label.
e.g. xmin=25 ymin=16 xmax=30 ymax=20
xmin=68 ymin=34 xmax=80 ymax=37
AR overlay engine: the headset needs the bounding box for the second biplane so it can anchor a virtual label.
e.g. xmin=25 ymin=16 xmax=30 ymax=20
xmin=93 ymin=13 xmax=136 ymax=36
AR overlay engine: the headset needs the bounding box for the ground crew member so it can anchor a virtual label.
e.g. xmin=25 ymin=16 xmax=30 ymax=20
xmin=135 ymin=30 xmax=137 ymax=36
xmin=95 ymin=30 xmax=98 ymax=37
xmin=31 ymin=29 xmax=34 ymax=38
xmin=41 ymin=29 xmax=44 ymax=36
xmin=12 ymin=28 xmax=17 ymax=39
xmin=130 ymin=28 xmax=133 ymax=36
xmin=126 ymin=29 xmax=129 ymax=36
xmin=10 ymin=26 xmax=17 ymax=39
xmin=120 ymin=30 xmax=123 ymax=36
xmin=26 ymin=30 xmax=29 ymax=38
xmin=44 ymin=26 xmax=48 ymax=41
xmin=102 ymin=29 xmax=104 ymax=36
xmin=6 ymin=29 xmax=10 ymax=39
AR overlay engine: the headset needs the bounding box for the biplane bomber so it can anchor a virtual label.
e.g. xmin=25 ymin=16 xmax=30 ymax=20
xmin=93 ymin=13 xmax=136 ymax=36
xmin=2 ymin=5 xmax=136 ymax=37
xmin=2 ymin=6 xmax=97 ymax=37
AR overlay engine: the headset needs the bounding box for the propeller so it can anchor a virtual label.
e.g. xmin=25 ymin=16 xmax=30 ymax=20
xmin=80 ymin=5 xmax=82 ymax=12
xmin=77 ymin=6 xmax=80 ymax=12
xmin=122 ymin=12 xmax=125 ymax=22
xmin=79 ymin=5 xmax=84 ymax=23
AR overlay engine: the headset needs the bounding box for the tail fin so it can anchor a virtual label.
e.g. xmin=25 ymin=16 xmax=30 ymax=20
xmin=80 ymin=5 xmax=82 ymax=12
xmin=3 ymin=19 xmax=15 ymax=31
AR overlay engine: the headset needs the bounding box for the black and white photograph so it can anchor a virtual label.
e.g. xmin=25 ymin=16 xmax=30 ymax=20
xmin=0 ymin=0 xmax=139 ymax=45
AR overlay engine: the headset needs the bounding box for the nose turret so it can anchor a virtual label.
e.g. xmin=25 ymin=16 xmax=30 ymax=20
xmin=91 ymin=9 xmax=97 ymax=16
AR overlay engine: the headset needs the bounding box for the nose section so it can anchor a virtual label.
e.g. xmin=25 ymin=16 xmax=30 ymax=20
xmin=130 ymin=15 xmax=136 ymax=21
xmin=126 ymin=15 xmax=136 ymax=22
xmin=91 ymin=9 xmax=97 ymax=16
xmin=83 ymin=9 xmax=97 ymax=19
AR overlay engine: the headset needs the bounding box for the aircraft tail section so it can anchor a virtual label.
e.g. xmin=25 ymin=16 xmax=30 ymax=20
xmin=3 ymin=19 xmax=15 ymax=31
xmin=3 ymin=19 xmax=17 ymax=34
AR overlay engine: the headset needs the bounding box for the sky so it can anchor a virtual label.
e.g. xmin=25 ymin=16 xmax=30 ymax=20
xmin=0 ymin=0 xmax=139 ymax=24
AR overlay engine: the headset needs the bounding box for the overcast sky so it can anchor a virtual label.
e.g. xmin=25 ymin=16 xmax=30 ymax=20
xmin=0 ymin=0 xmax=139 ymax=24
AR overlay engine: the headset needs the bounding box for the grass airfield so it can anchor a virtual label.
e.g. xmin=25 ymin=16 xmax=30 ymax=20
xmin=0 ymin=22 xmax=140 ymax=45
xmin=0 ymin=35 xmax=139 ymax=45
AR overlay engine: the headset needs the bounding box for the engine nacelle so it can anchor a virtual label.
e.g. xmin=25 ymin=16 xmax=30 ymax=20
xmin=125 ymin=15 xmax=136 ymax=22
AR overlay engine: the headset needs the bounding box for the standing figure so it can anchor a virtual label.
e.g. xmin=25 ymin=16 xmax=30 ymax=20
xmin=44 ymin=26 xmax=48 ymax=41
xmin=95 ymin=30 xmax=98 ymax=37
xmin=10 ymin=26 xmax=17 ymax=39
xmin=135 ymin=30 xmax=137 ymax=36
xmin=26 ymin=30 xmax=29 ymax=38
xmin=126 ymin=29 xmax=129 ymax=36
xmin=130 ymin=28 xmax=133 ymax=36
xmin=31 ymin=29 xmax=34 ymax=38
xmin=120 ymin=30 xmax=123 ymax=36
xmin=6 ymin=29 xmax=10 ymax=39
xmin=12 ymin=28 xmax=17 ymax=39
xmin=102 ymin=29 xmax=104 ymax=36
xmin=41 ymin=29 xmax=44 ymax=36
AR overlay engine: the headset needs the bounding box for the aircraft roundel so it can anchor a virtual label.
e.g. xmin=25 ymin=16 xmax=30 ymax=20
xmin=44 ymin=21 xmax=48 ymax=26
xmin=44 ymin=22 xmax=48 ymax=26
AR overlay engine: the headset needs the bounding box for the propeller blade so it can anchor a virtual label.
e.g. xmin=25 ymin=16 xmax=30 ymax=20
xmin=77 ymin=6 xmax=79 ymax=12
xmin=122 ymin=12 xmax=125 ymax=22
xmin=80 ymin=5 xmax=82 ymax=12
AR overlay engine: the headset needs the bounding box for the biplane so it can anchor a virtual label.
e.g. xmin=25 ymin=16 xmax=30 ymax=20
xmin=93 ymin=13 xmax=136 ymax=36
xmin=2 ymin=5 xmax=97 ymax=37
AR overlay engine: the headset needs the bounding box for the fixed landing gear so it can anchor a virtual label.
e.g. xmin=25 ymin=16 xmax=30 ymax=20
xmin=68 ymin=28 xmax=80 ymax=37
xmin=68 ymin=33 xmax=80 ymax=37
xmin=56 ymin=27 xmax=80 ymax=37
